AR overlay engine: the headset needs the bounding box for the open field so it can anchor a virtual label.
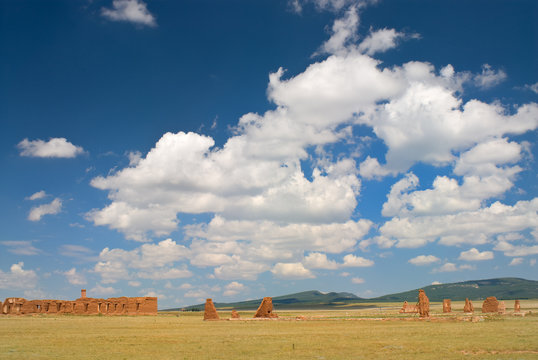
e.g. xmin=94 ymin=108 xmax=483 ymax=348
xmin=1 ymin=300 xmax=537 ymax=359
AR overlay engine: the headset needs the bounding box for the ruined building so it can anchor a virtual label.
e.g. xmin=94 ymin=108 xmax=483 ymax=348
xmin=443 ymin=299 xmax=452 ymax=313
xmin=481 ymin=296 xmax=499 ymax=313
xmin=203 ymin=298 xmax=220 ymax=320
xmin=254 ymin=297 xmax=278 ymax=318
xmin=399 ymin=301 xmax=418 ymax=314
xmin=1 ymin=289 xmax=157 ymax=315
xmin=417 ymin=289 xmax=430 ymax=317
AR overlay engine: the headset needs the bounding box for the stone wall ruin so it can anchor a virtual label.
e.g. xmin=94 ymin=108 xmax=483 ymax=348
xmin=399 ymin=301 xmax=418 ymax=313
xmin=2 ymin=290 xmax=157 ymax=316
xmin=203 ymin=298 xmax=220 ymax=320
xmin=254 ymin=297 xmax=278 ymax=318
xmin=417 ymin=289 xmax=429 ymax=317
xmin=463 ymin=298 xmax=474 ymax=313
xmin=481 ymin=296 xmax=499 ymax=313
xmin=443 ymin=299 xmax=451 ymax=313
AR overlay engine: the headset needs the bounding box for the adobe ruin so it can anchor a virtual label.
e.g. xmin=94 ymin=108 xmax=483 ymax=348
xmin=399 ymin=301 xmax=418 ymax=313
xmin=203 ymin=298 xmax=220 ymax=320
xmin=417 ymin=289 xmax=429 ymax=317
xmin=254 ymin=297 xmax=278 ymax=318
xmin=231 ymin=310 xmax=240 ymax=319
xmin=443 ymin=299 xmax=451 ymax=313
xmin=481 ymin=296 xmax=499 ymax=313
xmin=514 ymin=300 xmax=521 ymax=312
xmin=498 ymin=301 xmax=506 ymax=314
xmin=463 ymin=298 xmax=474 ymax=313
xmin=1 ymin=289 xmax=157 ymax=315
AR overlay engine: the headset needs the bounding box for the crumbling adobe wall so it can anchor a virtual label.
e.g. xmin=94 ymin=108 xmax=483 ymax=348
xmin=254 ymin=297 xmax=278 ymax=318
xmin=1 ymin=291 xmax=157 ymax=316
xmin=204 ymin=298 xmax=220 ymax=320
xmin=514 ymin=300 xmax=520 ymax=312
xmin=399 ymin=301 xmax=418 ymax=313
xmin=482 ymin=296 xmax=499 ymax=313
xmin=231 ymin=310 xmax=240 ymax=319
xmin=498 ymin=301 xmax=506 ymax=314
xmin=417 ymin=289 xmax=429 ymax=317
xmin=443 ymin=299 xmax=451 ymax=313
xmin=463 ymin=298 xmax=474 ymax=313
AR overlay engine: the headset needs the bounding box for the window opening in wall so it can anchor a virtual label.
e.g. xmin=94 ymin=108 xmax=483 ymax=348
xmin=98 ymin=303 xmax=101 ymax=312
xmin=44 ymin=303 xmax=49 ymax=312
xmin=57 ymin=303 xmax=61 ymax=312
xmin=136 ymin=303 xmax=140 ymax=311
xmin=106 ymin=303 xmax=110 ymax=312
xmin=85 ymin=303 xmax=89 ymax=312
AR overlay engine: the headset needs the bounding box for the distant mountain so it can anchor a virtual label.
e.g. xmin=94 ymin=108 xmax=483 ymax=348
xmin=370 ymin=277 xmax=538 ymax=302
xmin=178 ymin=290 xmax=363 ymax=311
xmin=164 ymin=278 xmax=538 ymax=311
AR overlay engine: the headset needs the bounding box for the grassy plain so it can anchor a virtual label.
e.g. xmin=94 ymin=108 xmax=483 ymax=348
xmin=1 ymin=300 xmax=537 ymax=359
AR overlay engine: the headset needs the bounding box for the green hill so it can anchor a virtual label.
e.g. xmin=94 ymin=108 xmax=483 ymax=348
xmin=180 ymin=290 xmax=362 ymax=311
xmin=165 ymin=277 xmax=538 ymax=311
xmin=370 ymin=277 xmax=538 ymax=302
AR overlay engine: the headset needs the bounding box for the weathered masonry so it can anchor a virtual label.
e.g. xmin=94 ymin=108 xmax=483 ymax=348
xmin=1 ymin=289 xmax=157 ymax=315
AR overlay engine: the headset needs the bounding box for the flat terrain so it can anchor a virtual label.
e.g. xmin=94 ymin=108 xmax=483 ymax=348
xmin=1 ymin=300 xmax=537 ymax=359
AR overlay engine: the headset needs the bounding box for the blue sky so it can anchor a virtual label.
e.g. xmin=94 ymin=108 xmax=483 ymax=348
xmin=1 ymin=0 xmax=537 ymax=309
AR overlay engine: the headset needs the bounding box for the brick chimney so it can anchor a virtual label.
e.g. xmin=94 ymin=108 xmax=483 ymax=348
xmin=81 ymin=289 xmax=87 ymax=298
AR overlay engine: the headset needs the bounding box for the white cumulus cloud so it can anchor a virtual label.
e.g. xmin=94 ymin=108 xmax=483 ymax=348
xmin=18 ymin=138 xmax=84 ymax=158
xmin=101 ymin=0 xmax=156 ymax=27
xmin=28 ymin=198 xmax=62 ymax=221
xmin=271 ymin=262 xmax=315 ymax=279
xmin=0 ymin=262 xmax=38 ymax=290
xmin=458 ymin=248 xmax=494 ymax=261
xmin=408 ymin=255 xmax=440 ymax=266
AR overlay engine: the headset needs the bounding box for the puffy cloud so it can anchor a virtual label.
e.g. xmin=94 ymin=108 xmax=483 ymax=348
xmin=137 ymin=266 xmax=192 ymax=280
xmin=351 ymin=277 xmax=365 ymax=284
xmin=0 ymin=262 xmax=38 ymax=290
xmin=271 ymin=262 xmax=315 ymax=279
xmin=85 ymin=10 xmax=538 ymax=281
xmin=494 ymin=240 xmax=538 ymax=257
xmin=93 ymin=239 xmax=190 ymax=283
xmin=141 ymin=290 xmax=166 ymax=299
xmin=1 ymin=241 xmax=41 ymax=256
xmin=358 ymin=28 xmax=407 ymax=56
xmin=531 ymin=259 xmax=537 ymax=266
xmin=458 ymin=248 xmax=494 ymax=261
xmin=509 ymin=258 xmax=524 ymax=266
xmin=408 ymin=255 xmax=440 ymax=266
xmin=27 ymin=191 xmax=47 ymax=201
xmin=474 ymin=64 xmax=507 ymax=89
xmin=90 ymin=285 xmax=117 ymax=296
xmin=433 ymin=262 xmax=475 ymax=273
xmin=17 ymin=138 xmax=84 ymax=158
xmin=317 ymin=6 xmax=359 ymax=55
xmin=101 ymin=0 xmax=156 ymax=27
xmin=223 ymin=281 xmax=246 ymax=297
xmin=214 ymin=258 xmax=269 ymax=280
xmin=341 ymin=254 xmax=374 ymax=267
xmin=61 ymin=268 xmax=87 ymax=285
xmin=128 ymin=281 xmax=141 ymax=287
xmin=303 ymin=252 xmax=339 ymax=269
xmin=379 ymin=199 xmax=538 ymax=248
xmin=431 ymin=281 xmax=442 ymax=285
xmin=28 ymin=198 xmax=62 ymax=221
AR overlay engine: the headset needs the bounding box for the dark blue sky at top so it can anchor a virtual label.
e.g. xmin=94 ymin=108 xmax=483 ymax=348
xmin=1 ymin=0 xmax=537 ymax=304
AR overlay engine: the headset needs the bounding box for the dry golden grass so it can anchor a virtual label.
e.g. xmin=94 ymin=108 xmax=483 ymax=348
xmin=1 ymin=300 xmax=537 ymax=359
